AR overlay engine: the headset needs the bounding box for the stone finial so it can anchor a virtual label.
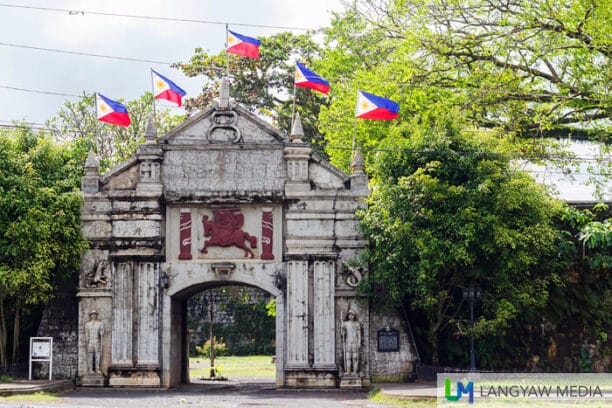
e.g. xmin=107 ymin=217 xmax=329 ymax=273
xmin=290 ymin=112 xmax=305 ymax=143
xmin=144 ymin=117 xmax=157 ymax=143
xmin=219 ymin=77 xmax=230 ymax=108
xmin=84 ymin=150 xmax=99 ymax=175
xmin=350 ymin=148 xmax=365 ymax=175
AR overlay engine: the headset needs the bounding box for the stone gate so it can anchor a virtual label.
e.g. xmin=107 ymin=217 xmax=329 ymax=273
xmin=77 ymin=82 xmax=417 ymax=388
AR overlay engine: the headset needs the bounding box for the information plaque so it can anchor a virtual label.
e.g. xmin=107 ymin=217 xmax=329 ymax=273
xmin=377 ymin=328 xmax=400 ymax=352
xmin=29 ymin=337 xmax=53 ymax=380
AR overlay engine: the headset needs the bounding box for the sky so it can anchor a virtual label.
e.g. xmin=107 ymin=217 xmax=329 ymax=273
xmin=0 ymin=0 xmax=609 ymax=201
xmin=0 ymin=0 xmax=344 ymax=124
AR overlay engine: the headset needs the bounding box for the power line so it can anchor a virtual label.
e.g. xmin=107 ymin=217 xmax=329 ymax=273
xmin=0 ymin=3 xmax=315 ymax=31
xmin=0 ymin=84 xmax=81 ymax=98
xmin=1 ymin=41 xmax=608 ymax=104
xmin=0 ymin=41 xmax=174 ymax=66
xmin=0 ymin=41 xmax=229 ymax=72
xmin=0 ymin=119 xmax=607 ymax=163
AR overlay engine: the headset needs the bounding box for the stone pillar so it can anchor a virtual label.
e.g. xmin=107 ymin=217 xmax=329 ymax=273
xmin=286 ymin=260 xmax=309 ymax=368
xmin=111 ymin=261 xmax=133 ymax=367
xmin=274 ymin=294 xmax=286 ymax=386
xmin=136 ymin=262 xmax=159 ymax=367
xmin=313 ymin=260 xmax=335 ymax=369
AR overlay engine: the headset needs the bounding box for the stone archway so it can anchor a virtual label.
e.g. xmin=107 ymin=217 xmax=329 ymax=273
xmin=75 ymin=86 xmax=418 ymax=389
xmin=161 ymin=262 xmax=285 ymax=387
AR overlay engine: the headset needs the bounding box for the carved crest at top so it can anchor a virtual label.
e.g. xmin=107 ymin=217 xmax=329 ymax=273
xmin=200 ymin=208 xmax=257 ymax=258
xmin=206 ymin=111 xmax=242 ymax=143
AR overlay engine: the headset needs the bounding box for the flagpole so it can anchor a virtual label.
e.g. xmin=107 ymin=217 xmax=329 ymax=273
xmin=352 ymin=92 xmax=359 ymax=158
xmin=93 ymin=93 xmax=101 ymax=155
xmin=150 ymin=68 xmax=157 ymax=124
xmin=225 ymin=24 xmax=230 ymax=78
xmin=291 ymin=84 xmax=297 ymax=131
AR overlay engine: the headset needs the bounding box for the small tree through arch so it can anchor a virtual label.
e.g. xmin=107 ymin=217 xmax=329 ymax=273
xmin=187 ymin=285 xmax=276 ymax=382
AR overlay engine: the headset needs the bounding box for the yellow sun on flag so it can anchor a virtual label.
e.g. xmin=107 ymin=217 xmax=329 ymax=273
xmin=156 ymin=80 xmax=165 ymax=90
xmin=228 ymin=34 xmax=236 ymax=45
xmin=99 ymin=104 xmax=107 ymax=113
xmin=295 ymin=68 xmax=306 ymax=82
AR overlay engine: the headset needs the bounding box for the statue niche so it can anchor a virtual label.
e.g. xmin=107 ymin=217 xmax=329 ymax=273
xmin=200 ymin=208 xmax=257 ymax=258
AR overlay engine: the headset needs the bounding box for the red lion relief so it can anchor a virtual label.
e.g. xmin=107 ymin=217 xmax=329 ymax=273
xmin=200 ymin=209 xmax=257 ymax=258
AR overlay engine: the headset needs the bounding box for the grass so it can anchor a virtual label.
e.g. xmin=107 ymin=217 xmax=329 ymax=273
xmin=189 ymin=355 xmax=276 ymax=379
xmin=0 ymin=375 xmax=14 ymax=383
xmin=369 ymin=388 xmax=436 ymax=407
xmin=2 ymin=392 xmax=62 ymax=402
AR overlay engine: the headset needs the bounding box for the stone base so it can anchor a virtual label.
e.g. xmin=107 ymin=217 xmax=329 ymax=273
xmin=284 ymin=369 xmax=338 ymax=388
xmin=340 ymin=374 xmax=364 ymax=389
xmin=80 ymin=373 xmax=106 ymax=387
xmin=108 ymin=370 xmax=160 ymax=387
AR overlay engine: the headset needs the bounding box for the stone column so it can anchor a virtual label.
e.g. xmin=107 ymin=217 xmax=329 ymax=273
xmin=286 ymin=260 xmax=309 ymax=368
xmin=136 ymin=262 xmax=159 ymax=367
xmin=313 ymin=260 xmax=335 ymax=369
xmin=111 ymin=261 xmax=133 ymax=367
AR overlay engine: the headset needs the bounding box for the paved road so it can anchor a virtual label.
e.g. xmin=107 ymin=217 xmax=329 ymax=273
xmin=0 ymin=384 xmax=390 ymax=408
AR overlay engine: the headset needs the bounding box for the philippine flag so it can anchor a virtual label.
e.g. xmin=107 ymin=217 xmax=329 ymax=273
xmin=355 ymin=90 xmax=399 ymax=120
xmin=152 ymin=69 xmax=187 ymax=107
xmin=294 ymin=62 xmax=330 ymax=95
xmin=227 ymin=30 xmax=260 ymax=59
xmin=96 ymin=93 xmax=131 ymax=127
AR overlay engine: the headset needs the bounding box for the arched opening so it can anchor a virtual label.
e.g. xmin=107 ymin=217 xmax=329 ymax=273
xmin=187 ymin=284 xmax=276 ymax=384
xmin=162 ymin=270 xmax=285 ymax=388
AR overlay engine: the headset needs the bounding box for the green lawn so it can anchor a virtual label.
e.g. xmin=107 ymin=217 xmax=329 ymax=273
xmin=2 ymin=392 xmax=62 ymax=403
xmin=189 ymin=355 xmax=276 ymax=379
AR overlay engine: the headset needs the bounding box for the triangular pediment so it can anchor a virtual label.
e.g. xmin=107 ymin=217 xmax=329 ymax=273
xmin=160 ymin=101 xmax=288 ymax=146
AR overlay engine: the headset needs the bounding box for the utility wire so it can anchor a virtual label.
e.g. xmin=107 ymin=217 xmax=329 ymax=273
xmin=0 ymin=119 xmax=607 ymax=163
xmin=0 ymin=3 xmax=315 ymax=31
xmin=0 ymin=84 xmax=81 ymax=98
xmin=0 ymin=41 xmax=175 ymax=66
xmin=1 ymin=39 xmax=606 ymax=103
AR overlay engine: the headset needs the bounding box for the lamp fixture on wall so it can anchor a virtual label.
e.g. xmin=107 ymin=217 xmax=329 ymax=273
xmin=160 ymin=271 xmax=169 ymax=289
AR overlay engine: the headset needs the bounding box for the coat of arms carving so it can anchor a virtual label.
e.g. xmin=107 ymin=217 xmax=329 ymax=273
xmin=200 ymin=208 xmax=257 ymax=258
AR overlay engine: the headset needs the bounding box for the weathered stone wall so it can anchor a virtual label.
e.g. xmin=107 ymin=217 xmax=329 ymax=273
xmin=368 ymin=312 xmax=418 ymax=382
xmin=36 ymin=274 xmax=79 ymax=380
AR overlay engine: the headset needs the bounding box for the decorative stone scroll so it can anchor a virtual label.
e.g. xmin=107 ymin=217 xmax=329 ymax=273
xmin=260 ymin=208 xmax=274 ymax=260
xmin=345 ymin=266 xmax=363 ymax=288
xmin=178 ymin=209 xmax=192 ymax=260
xmin=207 ymin=110 xmax=242 ymax=143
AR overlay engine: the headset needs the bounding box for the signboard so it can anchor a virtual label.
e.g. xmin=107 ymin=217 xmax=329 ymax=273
xmin=32 ymin=339 xmax=51 ymax=358
xmin=29 ymin=337 xmax=53 ymax=380
xmin=377 ymin=328 xmax=400 ymax=352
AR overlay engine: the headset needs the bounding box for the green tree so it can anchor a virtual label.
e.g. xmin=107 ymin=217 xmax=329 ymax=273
xmin=546 ymin=204 xmax=611 ymax=370
xmin=175 ymin=32 xmax=329 ymax=152
xmin=358 ymin=116 xmax=561 ymax=365
xmin=47 ymin=92 xmax=184 ymax=172
xmin=0 ymin=126 xmax=88 ymax=365
xmin=320 ymin=0 xmax=610 ymax=143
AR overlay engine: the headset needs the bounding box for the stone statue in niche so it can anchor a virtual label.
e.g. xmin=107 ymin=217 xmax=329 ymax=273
xmin=341 ymin=309 xmax=362 ymax=375
xmin=85 ymin=310 xmax=105 ymax=374
xmin=85 ymin=260 xmax=110 ymax=288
